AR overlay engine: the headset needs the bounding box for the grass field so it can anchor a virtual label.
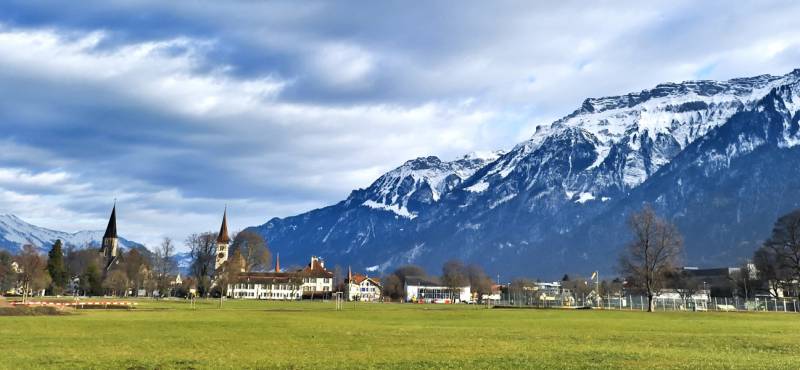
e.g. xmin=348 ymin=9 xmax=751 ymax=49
xmin=1 ymin=298 xmax=800 ymax=369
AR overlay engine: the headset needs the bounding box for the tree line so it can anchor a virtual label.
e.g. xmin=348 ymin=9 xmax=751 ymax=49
xmin=0 ymin=229 xmax=272 ymax=301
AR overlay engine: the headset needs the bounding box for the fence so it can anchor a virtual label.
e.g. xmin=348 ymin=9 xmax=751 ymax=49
xmin=497 ymin=293 xmax=799 ymax=313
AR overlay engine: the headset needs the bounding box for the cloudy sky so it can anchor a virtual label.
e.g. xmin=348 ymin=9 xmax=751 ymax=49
xmin=1 ymin=0 xmax=799 ymax=248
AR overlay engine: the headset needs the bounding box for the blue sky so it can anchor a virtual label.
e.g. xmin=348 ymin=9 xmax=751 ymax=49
xmin=1 ymin=0 xmax=799 ymax=248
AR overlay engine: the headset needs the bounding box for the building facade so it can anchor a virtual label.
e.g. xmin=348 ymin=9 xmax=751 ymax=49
xmin=228 ymin=272 xmax=303 ymax=300
xmin=404 ymin=276 xmax=471 ymax=303
xmin=300 ymin=256 xmax=334 ymax=298
xmin=346 ymin=269 xmax=381 ymax=301
xmin=226 ymin=255 xmax=334 ymax=300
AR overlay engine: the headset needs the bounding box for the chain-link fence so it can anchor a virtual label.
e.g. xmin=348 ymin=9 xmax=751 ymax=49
xmin=496 ymin=293 xmax=800 ymax=312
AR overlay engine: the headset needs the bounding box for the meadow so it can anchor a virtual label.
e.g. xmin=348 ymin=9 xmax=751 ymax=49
xmin=1 ymin=298 xmax=799 ymax=369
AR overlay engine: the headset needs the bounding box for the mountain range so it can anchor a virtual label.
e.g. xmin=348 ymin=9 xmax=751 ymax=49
xmin=249 ymin=69 xmax=800 ymax=278
xmin=2 ymin=69 xmax=799 ymax=280
xmin=0 ymin=213 xmax=141 ymax=253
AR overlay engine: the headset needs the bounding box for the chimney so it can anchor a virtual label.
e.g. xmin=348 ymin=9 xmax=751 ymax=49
xmin=275 ymin=253 xmax=280 ymax=272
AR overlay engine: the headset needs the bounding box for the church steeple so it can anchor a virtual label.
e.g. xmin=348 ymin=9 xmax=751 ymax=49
xmin=99 ymin=202 xmax=119 ymax=272
xmin=215 ymin=207 xmax=231 ymax=270
xmin=103 ymin=203 xmax=117 ymax=240
xmin=217 ymin=206 xmax=230 ymax=244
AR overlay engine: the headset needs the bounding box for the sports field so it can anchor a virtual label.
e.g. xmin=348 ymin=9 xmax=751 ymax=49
xmin=1 ymin=299 xmax=799 ymax=369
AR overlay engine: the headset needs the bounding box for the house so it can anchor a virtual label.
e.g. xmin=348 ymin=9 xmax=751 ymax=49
xmin=226 ymin=255 xmax=333 ymax=300
xmin=299 ymin=256 xmax=334 ymax=298
xmin=345 ymin=268 xmax=381 ymax=301
xmin=404 ymin=276 xmax=471 ymax=303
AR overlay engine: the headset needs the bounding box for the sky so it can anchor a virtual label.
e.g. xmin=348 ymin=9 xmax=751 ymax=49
xmin=1 ymin=0 xmax=799 ymax=249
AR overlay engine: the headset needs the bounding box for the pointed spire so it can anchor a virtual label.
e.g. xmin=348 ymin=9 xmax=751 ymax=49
xmin=103 ymin=203 xmax=117 ymax=239
xmin=348 ymin=266 xmax=352 ymax=282
xmin=216 ymin=206 xmax=230 ymax=244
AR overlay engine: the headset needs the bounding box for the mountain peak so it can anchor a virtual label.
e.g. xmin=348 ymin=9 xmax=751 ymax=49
xmin=0 ymin=213 xmax=139 ymax=253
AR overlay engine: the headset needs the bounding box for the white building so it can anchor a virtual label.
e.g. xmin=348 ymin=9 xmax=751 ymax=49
xmin=346 ymin=270 xmax=381 ymax=301
xmin=226 ymin=256 xmax=333 ymax=300
xmin=228 ymin=272 xmax=303 ymax=300
xmin=299 ymin=256 xmax=334 ymax=298
xmin=404 ymin=276 xmax=471 ymax=303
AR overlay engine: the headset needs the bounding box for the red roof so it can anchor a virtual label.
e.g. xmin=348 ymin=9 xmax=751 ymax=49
xmin=348 ymin=273 xmax=381 ymax=287
xmin=301 ymin=258 xmax=333 ymax=278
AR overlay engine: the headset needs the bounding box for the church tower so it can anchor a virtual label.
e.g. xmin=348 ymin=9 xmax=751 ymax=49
xmin=215 ymin=207 xmax=231 ymax=270
xmin=99 ymin=203 xmax=119 ymax=271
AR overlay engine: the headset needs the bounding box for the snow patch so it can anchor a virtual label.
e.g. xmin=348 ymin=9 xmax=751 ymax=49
xmin=575 ymin=192 xmax=595 ymax=204
xmin=489 ymin=194 xmax=516 ymax=210
xmin=465 ymin=181 xmax=490 ymax=193
xmin=361 ymin=200 xmax=417 ymax=219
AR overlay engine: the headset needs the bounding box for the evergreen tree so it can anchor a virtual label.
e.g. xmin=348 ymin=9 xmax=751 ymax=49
xmin=82 ymin=263 xmax=103 ymax=296
xmin=47 ymin=239 xmax=69 ymax=295
xmin=0 ymin=250 xmax=16 ymax=294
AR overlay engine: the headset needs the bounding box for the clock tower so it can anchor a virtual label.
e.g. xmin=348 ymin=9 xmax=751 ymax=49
xmin=215 ymin=207 xmax=231 ymax=270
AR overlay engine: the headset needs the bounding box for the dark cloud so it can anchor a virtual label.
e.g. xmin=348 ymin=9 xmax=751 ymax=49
xmin=0 ymin=0 xmax=798 ymax=246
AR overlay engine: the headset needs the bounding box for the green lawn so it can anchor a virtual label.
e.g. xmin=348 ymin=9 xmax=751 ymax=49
xmin=1 ymin=298 xmax=799 ymax=369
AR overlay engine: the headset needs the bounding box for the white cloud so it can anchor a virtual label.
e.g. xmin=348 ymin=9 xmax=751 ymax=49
xmin=0 ymin=25 xmax=502 ymax=247
xmin=0 ymin=1 xmax=799 ymax=250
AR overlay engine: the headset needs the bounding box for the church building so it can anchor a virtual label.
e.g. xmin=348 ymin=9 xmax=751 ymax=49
xmin=215 ymin=207 xmax=230 ymax=271
xmin=98 ymin=203 xmax=120 ymax=274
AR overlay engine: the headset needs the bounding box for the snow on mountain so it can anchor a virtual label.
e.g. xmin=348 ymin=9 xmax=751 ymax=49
xmin=358 ymin=151 xmax=504 ymax=218
xmin=466 ymin=70 xmax=800 ymax=201
xmin=252 ymin=68 xmax=800 ymax=278
xmin=0 ymin=214 xmax=139 ymax=253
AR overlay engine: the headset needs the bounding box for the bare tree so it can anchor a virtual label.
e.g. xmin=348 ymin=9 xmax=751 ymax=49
xmin=441 ymin=260 xmax=469 ymax=302
xmin=753 ymin=246 xmax=789 ymax=298
xmin=65 ymin=246 xmax=103 ymax=284
xmin=153 ymin=237 xmax=177 ymax=297
xmin=123 ymin=248 xmax=151 ymax=296
xmin=667 ymin=269 xmax=701 ymax=305
xmin=102 ymin=270 xmax=130 ymax=297
xmin=618 ymin=205 xmax=683 ymax=312
xmin=759 ymin=210 xmax=800 ymax=299
xmin=186 ymin=232 xmax=217 ymax=296
xmin=381 ymin=265 xmax=427 ymax=301
xmin=466 ymin=264 xmax=493 ymax=300
xmin=216 ymin=249 xmax=244 ymax=308
xmin=729 ymin=262 xmax=757 ymax=299
xmin=562 ymin=276 xmax=591 ymax=303
xmin=230 ymin=231 xmax=271 ymax=272
xmin=16 ymin=244 xmax=52 ymax=303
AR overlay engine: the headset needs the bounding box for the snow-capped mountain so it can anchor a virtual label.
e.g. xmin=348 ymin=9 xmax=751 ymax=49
xmin=360 ymin=151 xmax=504 ymax=219
xmin=250 ymin=69 xmax=800 ymax=278
xmin=0 ymin=214 xmax=140 ymax=253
